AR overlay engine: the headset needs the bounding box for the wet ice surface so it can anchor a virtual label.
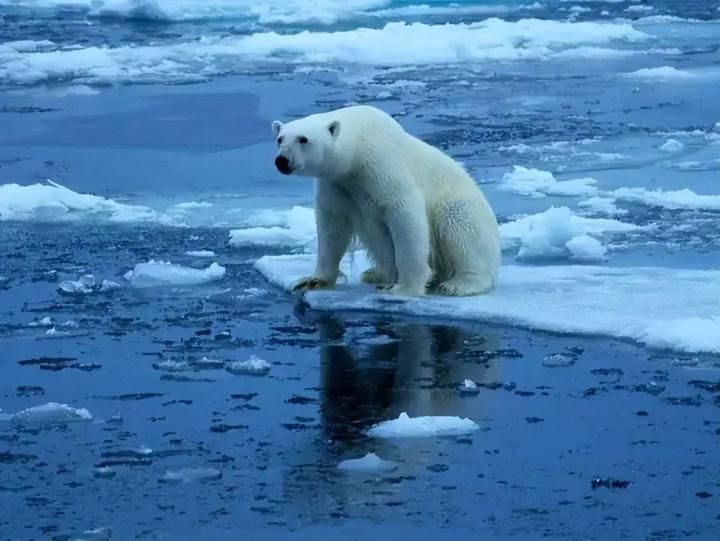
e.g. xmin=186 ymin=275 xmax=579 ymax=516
xmin=2 ymin=1 xmax=720 ymax=539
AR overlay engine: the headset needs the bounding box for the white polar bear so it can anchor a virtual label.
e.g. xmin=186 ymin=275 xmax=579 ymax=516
xmin=272 ymin=105 xmax=500 ymax=297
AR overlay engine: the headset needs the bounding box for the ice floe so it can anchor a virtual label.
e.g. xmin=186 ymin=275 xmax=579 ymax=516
xmin=226 ymin=355 xmax=271 ymax=375
xmin=228 ymin=206 xmax=317 ymax=250
xmin=255 ymin=251 xmax=720 ymax=354
xmin=3 ymin=402 xmax=92 ymax=426
xmin=368 ymin=412 xmax=479 ymax=438
xmin=337 ymin=453 xmax=399 ymax=473
xmin=58 ymin=274 xmax=121 ymax=295
xmin=0 ymin=180 xmax=171 ymax=224
xmin=124 ymin=260 xmax=225 ymax=287
xmin=185 ymin=250 xmax=216 ymax=257
xmin=498 ymin=166 xmax=599 ymax=198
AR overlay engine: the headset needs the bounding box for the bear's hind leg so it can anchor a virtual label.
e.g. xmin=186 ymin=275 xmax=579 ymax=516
xmin=433 ymin=199 xmax=500 ymax=297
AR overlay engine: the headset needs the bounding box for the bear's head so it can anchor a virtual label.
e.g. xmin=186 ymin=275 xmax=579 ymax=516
xmin=271 ymin=116 xmax=341 ymax=178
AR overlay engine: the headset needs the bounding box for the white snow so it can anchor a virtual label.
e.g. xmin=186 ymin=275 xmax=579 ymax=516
xmin=498 ymin=166 xmax=599 ymax=198
xmin=229 ymin=206 xmax=317 ymax=250
xmin=611 ymin=187 xmax=720 ymax=211
xmin=641 ymin=317 xmax=720 ymax=354
xmin=6 ymin=402 xmax=92 ymax=426
xmin=625 ymin=66 xmax=698 ymax=80
xmin=185 ymin=250 xmax=216 ymax=257
xmin=368 ymin=412 xmax=479 ymax=438
xmin=500 ymin=207 xmax=636 ymax=261
xmin=255 ymin=251 xmax=720 ymax=354
xmin=578 ymin=196 xmax=627 ymax=216
xmin=337 ymin=453 xmax=399 ymax=473
xmin=226 ymin=355 xmax=271 ymax=375
xmin=158 ymin=467 xmax=222 ymax=484
xmin=659 ymin=139 xmax=684 ymax=152
xmin=124 ymin=260 xmax=225 ymax=287
xmin=0 ymin=180 xmax=171 ymax=224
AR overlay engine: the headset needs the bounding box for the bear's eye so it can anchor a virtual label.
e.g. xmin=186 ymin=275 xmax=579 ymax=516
xmin=277 ymin=136 xmax=284 ymax=145
xmin=298 ymin=136 xmax=308 ymax=144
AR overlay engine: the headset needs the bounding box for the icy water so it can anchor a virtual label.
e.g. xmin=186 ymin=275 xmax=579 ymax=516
xmin=1 ymin=1 xmax=720 ymax=539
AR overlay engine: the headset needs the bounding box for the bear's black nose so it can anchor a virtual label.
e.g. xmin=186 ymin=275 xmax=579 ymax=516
xmin=275 ymin=155 xmax=291 ymax=175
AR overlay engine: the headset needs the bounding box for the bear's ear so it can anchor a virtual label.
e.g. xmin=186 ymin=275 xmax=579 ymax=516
xmin=272 ymin=120 xmax=283 ymax=137
xmin=328 ymin=120 xmax=341 ymax=138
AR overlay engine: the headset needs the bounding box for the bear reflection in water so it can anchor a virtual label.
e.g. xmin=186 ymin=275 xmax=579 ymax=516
xmin=279 ymin=311 xmax=503 ymax=518
xmin=294 ymin=307 xmax=502 ymax=441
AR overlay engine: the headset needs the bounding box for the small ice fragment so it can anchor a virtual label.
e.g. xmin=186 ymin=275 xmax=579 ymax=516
xmin=133 ymin=445 xmax=153 ymax=456
xmin=185 ymin=250 xmax=215 ymax=257
xmin=192 ymin=356 xmax=225 ymax=369
xmin=93 ymin=466 xmax=117 ymax=479
xmin=29 ymin=316 xmax=53 ymax=327
xmin=61 ymin=320 xmax=80 ymax=329
xmin=99 ymin=279 xmax=121 ymax=292
xmin=152 ymin=360 xmax=191 ymax=372
xmin=368 ymin=412 xmax=479 ymax=438
xmin=10 ymin=402 xmax=92 ymax=426
xmin=542 ymin=353 xmax=576 ymax=367
xmin=337 ymin=453 xmax=398 ymax=473
xmin=158 ymin=466 xmax=222 ymax=484
xmin=375 ymin=91 xmax=393 ymax=100
xmin=125 ymin=260 xmax=225 ymax=287
xmin=71 ymin=527 xmax=112 ymax=541
xmin=659 ymin=139 xmax=684 ymax=152
xmin=227 ymin=355 xmax=271 ymax=376
xmin=58 ymin=274 xmax=96 ymax=295
xmin=459 ymin=379 xmax=480 ymax=396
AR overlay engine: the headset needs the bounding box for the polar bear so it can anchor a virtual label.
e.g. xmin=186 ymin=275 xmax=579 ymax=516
xmin=272 ymin=105 xmax=500 ymax=297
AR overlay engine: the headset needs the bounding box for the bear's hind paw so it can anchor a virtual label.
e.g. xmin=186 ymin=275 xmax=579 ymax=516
xmin=292 ymin=276 xmax=334 ymax=293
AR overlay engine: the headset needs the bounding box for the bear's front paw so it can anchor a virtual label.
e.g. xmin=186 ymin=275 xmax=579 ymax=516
xmin=386 ymin=283 xmax=425 ymax=297
xmin=292 ymin=276 xmax=334 ymax=293
xmin=361 ymin=267 xmax=388 ymax=286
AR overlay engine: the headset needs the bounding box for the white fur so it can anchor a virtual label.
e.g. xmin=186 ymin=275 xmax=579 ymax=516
xmin=272 ymin=105 xmax=500 ymax=297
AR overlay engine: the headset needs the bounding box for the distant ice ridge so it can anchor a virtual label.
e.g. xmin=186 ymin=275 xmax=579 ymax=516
xmin=255 ymin=252 xmax=720 ymax=354
xmin=368 ymin=412 xmax=479 ymax=438
xmin=0 ymin=180 xmax=172 ymax=224
xmin=0 ymin=18 xmax=649 ymax=86
xmin=2 ymin=0 xmax=390 ymax=24
xmin=124 ymin=260 xmax=226 ymax=287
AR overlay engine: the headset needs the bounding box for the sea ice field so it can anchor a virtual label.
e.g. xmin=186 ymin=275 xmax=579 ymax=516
xmin=1 ymin=0 xmax=719 ymax=539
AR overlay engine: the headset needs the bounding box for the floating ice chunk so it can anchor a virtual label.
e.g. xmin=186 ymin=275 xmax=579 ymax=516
xmin=0 ymin=180 xmax=170 ymax=224
xmin=158 ymin=467 xmax=222 ymax=484
xmin=152 ymin=360 xmax=191 ymax=372
xmin=565 ymin=235 xmax=607 ymax=262
xmin=459 ymin=379 xmax=480 ymax=396
xmin=93 ymin=466 xmax=116 ymax=479
xmin=8 ymin=402 xmax=92 ymax=426
xmin=659 ymin=139 xmax=684 ymax=152
xmin=255 ymin=252 xmax=720 ymax=354
xmin=28 ymin=316 xmax=53 ymax=327
xmin=625 ymin=66 xmax=697 ymax=80
xmin=125 ymin=260 xmax=225 ymax=287
xmin=227 ymin=355 xmax=271 ymax=376
xmin=193 ymin=356 xmax=226 ymax=369
xmin=611 ymin=187 xmax=720 ymax=211
xmin=579 ymin=197 xmax=627 ymax=216
xmin=375 ymin=90 xmax=393 ymax=99
xmin=337 ymin=453 xmax=398 ymax=473
xmin=58 ymin=274 xmax=120 ymax=294
xmin=228 ymin=206 xmax=316 ymax=250
xmin=368 ymin=412 xmax=479 ymax=438
xmin=498 ymin=166 xmax=599 ymax=198
xmin=171 ymin=201 xmax=212 ymax=210
xmin=185 ymin=250 xmax=215 ymax=257
xmin=504 ymin=207 xmax=611 ymax=262
xmin=70 ymin=527 xmax=112 ymax=541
